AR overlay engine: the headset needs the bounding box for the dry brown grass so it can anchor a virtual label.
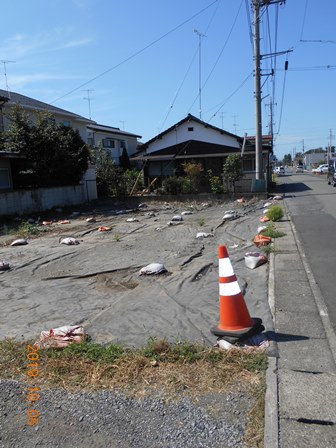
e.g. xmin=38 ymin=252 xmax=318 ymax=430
xmin=0 ymin=338 xmax=267 ymax=447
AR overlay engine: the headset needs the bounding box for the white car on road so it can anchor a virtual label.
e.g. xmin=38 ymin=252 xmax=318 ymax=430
xmin=312 ymin=164 xmax=328 ymax=174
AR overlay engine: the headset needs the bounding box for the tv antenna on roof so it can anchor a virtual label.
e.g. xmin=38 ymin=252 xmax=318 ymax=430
xmin=82 ymin=89 xmax=94 ymax=119
xmin=0 ymin=60 xmax=15 ymax=98
xmin=194 ymin=29 xmax=206 ymax=120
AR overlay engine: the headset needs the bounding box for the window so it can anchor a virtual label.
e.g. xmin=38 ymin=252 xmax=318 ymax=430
xmin=102 ymin=138 xmax=115 ymax=148
xmin=61 ymin=120 xmax=71 ymax=127
xmin=242 ymin=158 xmax=255 ymax=172
xmin=87 ymin=137 xmax=94 ymax=146
xmin=120 ymin=140 xmax=126 ymax=149
xmin=0 ymin=168 xmax=10 ymax=189
xmin=188 ymin=127 xmax=194 ymax=132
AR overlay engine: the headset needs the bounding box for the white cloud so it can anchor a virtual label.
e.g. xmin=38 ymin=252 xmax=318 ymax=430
xmin=0 ymin=29 xmax=92 ymax=59
xmin=8 ymin=73 xmax=84 ymax=90
xmin=60 ymin=38 xmax=92 ymax=49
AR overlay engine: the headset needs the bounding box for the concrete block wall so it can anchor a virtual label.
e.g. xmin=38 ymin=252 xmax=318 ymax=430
xmin=0 ymin=185 xmax=88 ymax=216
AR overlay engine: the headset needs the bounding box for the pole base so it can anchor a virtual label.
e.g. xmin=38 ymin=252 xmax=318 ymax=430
xmin=211 ymin=317 xmax=264 ymax=343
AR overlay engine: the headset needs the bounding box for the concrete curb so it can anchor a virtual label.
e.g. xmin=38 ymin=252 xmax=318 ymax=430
xmin=264 ymin=251 xmax=279 ymax=448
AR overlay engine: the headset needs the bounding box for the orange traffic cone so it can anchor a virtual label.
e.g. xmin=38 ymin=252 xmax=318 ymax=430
xmin=211 ymin=245 xmax=263 ymax=341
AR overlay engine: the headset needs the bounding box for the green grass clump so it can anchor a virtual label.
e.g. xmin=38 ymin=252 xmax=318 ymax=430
xmin=265 ymin=205 xmax=284 ymax=222
xmin=197 ymin=217 xmax=205 ymax=226
xmin=260 ymin=223 xmax=286 ymax=239
xmin=14 ymin=221 xmax=40 ymax=237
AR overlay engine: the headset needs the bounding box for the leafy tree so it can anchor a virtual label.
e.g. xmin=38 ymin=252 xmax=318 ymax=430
xmin=2 ymin=105 xmax=32 ymax=153
xmin=3 ymin=107 xmax=90 ymax=187
xmin=223 ymin=154 xmax=242 ymax=193
xmin=95 ymin=146 xmax=120 ymax=197
xmin=282 ymin=154 xmax=292 ymax=166
xmin=207 ymin=169 xmax=223 ymax=194
xmin=182 ymin=161 xmax=203 ymax=192
xmin=119 ymin=147 xmax=131 ymax=171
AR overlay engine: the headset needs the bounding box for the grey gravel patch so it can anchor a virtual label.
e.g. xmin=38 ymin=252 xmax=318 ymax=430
xmin=1 ymin=380 xmax=254 ymax=448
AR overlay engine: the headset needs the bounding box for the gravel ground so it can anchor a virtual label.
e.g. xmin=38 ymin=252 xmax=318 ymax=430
xmin=0 ymin=379 xmax=255 ymax=448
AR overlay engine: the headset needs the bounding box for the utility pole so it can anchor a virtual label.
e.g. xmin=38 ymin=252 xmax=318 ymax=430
xmin=82 ymin=89 xmax=94 ymax=120
xmin=252 ymin=0 xmax=287 ymax=183
xmin=253 ymin=1 xmax=263 ymax=180
xmin=194 ymin=29 xmax=206 ymax=120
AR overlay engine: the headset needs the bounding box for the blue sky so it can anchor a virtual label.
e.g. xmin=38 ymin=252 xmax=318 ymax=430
xmin=0 ymin=0 xmax=335 ymax=160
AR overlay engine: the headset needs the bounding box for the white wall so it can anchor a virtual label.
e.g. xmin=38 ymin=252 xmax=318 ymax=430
xmin=146 ymin=121 xmax=240 ymax=154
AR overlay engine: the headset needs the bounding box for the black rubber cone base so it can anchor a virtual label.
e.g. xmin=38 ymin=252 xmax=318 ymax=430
xmin=211 ymin=317 xmax=264 ymax=344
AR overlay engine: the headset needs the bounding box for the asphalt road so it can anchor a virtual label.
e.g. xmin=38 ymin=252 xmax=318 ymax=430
xmin=276 ymin=170 xmax=336 ymax=333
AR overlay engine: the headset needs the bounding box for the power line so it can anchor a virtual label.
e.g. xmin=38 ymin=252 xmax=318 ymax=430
xmin=156 ymin=0 xmax=222 ymax=134
xmin=188 ymin=0 xmax=244 ymax=115
xmin=50 ymin=0 xmax=219 ymax=105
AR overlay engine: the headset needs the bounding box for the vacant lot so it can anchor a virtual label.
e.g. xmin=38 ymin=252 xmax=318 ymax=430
xmin=0 ymin=196 xmax=273 ymax=347
xmin=0 ymin=196 xmax=273 ymax=448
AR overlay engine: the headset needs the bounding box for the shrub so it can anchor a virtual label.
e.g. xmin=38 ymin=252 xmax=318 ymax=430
xmin=161 ymin=176 xmax=184 ymax=195
xmin=265 ymin=205 xmax=284 ymax=222
xmin=207 ymin=169 xmax=223 ymax=194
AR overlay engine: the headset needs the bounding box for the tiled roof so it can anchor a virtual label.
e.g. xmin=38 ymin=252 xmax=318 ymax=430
xmin=0 ymin=89 xmax=93 ymax=122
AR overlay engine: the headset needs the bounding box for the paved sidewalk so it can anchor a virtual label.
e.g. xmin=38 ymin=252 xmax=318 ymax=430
xmin=264 ymin=199 xmax=336 ymax=447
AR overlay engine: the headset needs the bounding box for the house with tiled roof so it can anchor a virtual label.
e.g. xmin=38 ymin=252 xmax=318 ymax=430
xmin=132 ymin=114 xmax=273 ymax=192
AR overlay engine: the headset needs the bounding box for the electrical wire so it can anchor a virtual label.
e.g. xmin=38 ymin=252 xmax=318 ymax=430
xmin=157 ymin=0 xmax=223 ymax=134
xmin=205 ymin=71 xmax=254 ymax=121
xmin=300 ymin=0 xmax=309 ymax=41
xmin=244 ymin=0 xmax=254 ymax=53
xmin=187 ymin=0 xmax=244 ymax=114
xmin=274 ymin=57 xmax=288 ymax=137
xmin=49 ymin=0 xmax=219 ymax=105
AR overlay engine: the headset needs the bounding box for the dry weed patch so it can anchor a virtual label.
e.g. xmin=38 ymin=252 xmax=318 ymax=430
xmin=0 ymin=338 xmax=267 ymax=447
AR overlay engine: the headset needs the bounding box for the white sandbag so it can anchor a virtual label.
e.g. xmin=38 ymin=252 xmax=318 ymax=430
xmin=60 ymin=237 xmax=80 ymax=246
xmin=10 ymin=239 xmax=28 ymax=246
xmin=217 ymin=339 xmax=234 ymax=350
xmin=139 ymin=263 xmax=167 ymax=276
xmin=167 ymin=220 xmax=182 ymax=226
xmin=257 ymin=226 xmax=267 ymax=234
xmin=181 ymin=211 xmax=193 ymax=215
xmin=0 ymin=260 xmax=10 ymax=271
xmin=244 ymin=252 xmax=267 ymax=269
xmin=86 ymin=217 xmax=96 ymax=223
xmin=263 ymin=209 xmax=269 ymax=215
xmin=196 ymin=232 xmax=213 ymax=239
xmin=272 ymin=195 xmax=283 ymax=201
xmin=171 ymin=215 xmax=183 ymax=222
xmin=126 ymin=218 xmax=139 ymax=222
xmin=242 ymin=333 xmax=269 ymax=349
xmin=35 ymin=325 xmax=86 ymax=349
xmin=263 ymin=202 xmax=273 ymax=208
xmin=222 ymin=210 xmax=237 ymax=220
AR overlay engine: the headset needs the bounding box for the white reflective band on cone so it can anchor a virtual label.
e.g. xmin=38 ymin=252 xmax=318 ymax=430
xmin=219 ymin=258 xmax=234 ymax=277
xmin=219 ymin=281 xmax=241 ymax=296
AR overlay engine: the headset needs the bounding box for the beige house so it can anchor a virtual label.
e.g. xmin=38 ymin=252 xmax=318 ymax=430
xmin=87 ymin=123 xmax=142 ymax=165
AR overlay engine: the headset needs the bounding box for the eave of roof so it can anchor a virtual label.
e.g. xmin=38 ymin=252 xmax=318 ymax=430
xmin=131 ymin=140 xmax=270 ymax=161
xmin=87 ymin=123 xmax=142 ymax=139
